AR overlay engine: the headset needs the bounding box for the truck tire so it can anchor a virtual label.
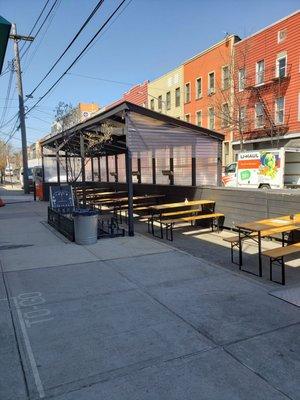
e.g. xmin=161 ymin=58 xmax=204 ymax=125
xmin=259 ymin=184 xmax=270 ymax=189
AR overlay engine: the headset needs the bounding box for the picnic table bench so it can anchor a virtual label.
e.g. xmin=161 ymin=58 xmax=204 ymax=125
xmin=232 ymin=214 xmax=300 ymax=283
xmin=148 ymin=200 xmax=224 ymax=240
xmin=262 ymin=243 xmax=300 ymax=285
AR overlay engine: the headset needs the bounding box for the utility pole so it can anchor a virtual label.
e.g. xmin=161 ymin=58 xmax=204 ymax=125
xmin=9 ymin=23 xmax=34 ymax=194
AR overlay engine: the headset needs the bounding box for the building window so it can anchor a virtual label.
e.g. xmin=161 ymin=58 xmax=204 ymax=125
xmin=158 ymin=95 xmax=162 ymax=111
xmin=185 ymin=114 xmax=190 ymax=123
xmin=239 ymin=106 xmax=246 ymax=131
xmin=196 ymin=110 xmax=202 ymax=126
xmin=208 ymin=107 xmax=215 ymax=129
xmin=222 ymin=103 xmax=230 ymax=127
xmin=185 ymin=83 xmax=191 ymax=103
xmin=255 ymin=102 xmax=265 ymax=127
xmin=175 ymin=87 xmax=180 ymax=107
xmin=222 ymin=66 xmax=230 ymax=90
xmin=150 ymin=99 xmax=154 ymax=111
xmin=277 ymin=55 xmax=287 ymax=78
xmin=278 ymin=29 xmax=287 ymax=43
xmin=275 ymin=97 xmax=284 ymax=124
xmin=166 ymin=91 xmax=171 ymax=110
xmin=208 ymin=72 xmax=215 ymax=94
xmin=256 ymin=60 xmax=265 ymax=85
xmin=196 ymin=77 xmax=202 ymax=99
xmin=238 ymin=68 xmax=246 ymax=91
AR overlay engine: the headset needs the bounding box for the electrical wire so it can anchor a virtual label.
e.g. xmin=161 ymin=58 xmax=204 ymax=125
xmin=0 ymin=112 xmax=19 ymax=130
xmin=20 ymin=0 xmax=58 ymax=59
xmin=4 ymin=117 xmax=20 ymax=145
xmin=0 ymin=68 xmax=14 ymax=128
xmin=19 ymin=0 xmax=51 ymax=53
xmin=25 ymin=0 xmax=129 ymax=116
xmin=76 ymin=0 xmax=133 ymax=64
xmin=27 ymin=0 xmax=105 ymax=97
xmin=22 ymin=0 xmax=62 ymax=74
xmin=66 ymin=72 xmax=135 ymax=86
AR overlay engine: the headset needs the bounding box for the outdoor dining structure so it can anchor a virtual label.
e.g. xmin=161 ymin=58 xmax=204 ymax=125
xmin=40 ymin=101 xmax=223 ymax=237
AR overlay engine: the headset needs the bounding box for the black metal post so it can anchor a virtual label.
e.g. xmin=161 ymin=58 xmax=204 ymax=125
xmin=91 ymin=157 xmax=94 ymax=182
xmin=41 ymin=146 xmax=45 ymax=195
xmin=170 ymin=157 xmax=174 ymax=185
xmin=125 ymin=148 xmax=134 ymax=236
xmin=65 ymin=151 xmax=69 ymax=183
xmin=98 ymin=156 xmax=101 ymax=182
xmin=137 ymin=157 xmax=141 ymax=184
xmin=217 ymin=141 xmax=222 ymax=186
xmin=192 ymin=157 xmax=196 ymax=186
xmin=80 ymin=133 xmax=86 ymax=206
xmin=115 ymin=155 xmax=118 ymax=183
xmin=106 ymin=156 xmax=109 ymax=182
xmin=56 ymin=148 xmax=60 ymax=186
xmin=152 ymin=157 xmax=156 ymax=184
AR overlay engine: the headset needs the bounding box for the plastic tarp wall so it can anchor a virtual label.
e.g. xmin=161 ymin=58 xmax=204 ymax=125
xmin=127 ymin=112 xmax=220 ymax=186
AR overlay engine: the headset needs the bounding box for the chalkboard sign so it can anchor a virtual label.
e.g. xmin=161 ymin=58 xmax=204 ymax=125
xmin=49 ymin=185 xmax=74 ymax=213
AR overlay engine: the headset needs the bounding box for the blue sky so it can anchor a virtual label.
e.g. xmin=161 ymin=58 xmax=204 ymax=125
xmin=0 ymin=0 xmax=299 ymax=149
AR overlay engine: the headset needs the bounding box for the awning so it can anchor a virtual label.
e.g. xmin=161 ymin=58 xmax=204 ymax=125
xmin=0 ymin=16 xmax=11 ymax=73
xmin=283 ymin=139 xmax=300 ymax=149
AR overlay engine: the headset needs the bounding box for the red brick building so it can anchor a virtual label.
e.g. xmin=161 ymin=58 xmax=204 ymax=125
xmin=183 ymin=36 xmax=240 ymax=165
xmin=105 ymin=81 xmax=148 ymax=110
xmin=232 ymin=10 xmax=300 ymax=161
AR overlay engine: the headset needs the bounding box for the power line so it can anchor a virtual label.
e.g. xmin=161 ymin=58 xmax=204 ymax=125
xmin=27 ymin=0 xmax=105 ymax=98
xmin=66 ymin=72 xmax=135 ymax=86
xmin=0 ymin=112 xmax=19 ymax=130
xmin=76 ymin=0 xmax=133 ymax=64
xmin=19 ymin=0 xmax=51 ymax=53
xmin=4 ymin=118 xmax=20 ymax=145
xmin=0 ymin=67 xmax=14 ymax=128
xmin=22 ymin=0 xmax=62 ymax=74
xmin=30 ymin=115 xmax=52 ymax=124
xmin=20 ymin=0 xmax=58 ymax=59
xmin=25 ymin=0 xmax=129 ymax=116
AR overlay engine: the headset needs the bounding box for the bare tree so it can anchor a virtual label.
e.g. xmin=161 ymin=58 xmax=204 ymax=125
xmin=52 ymin=102 xmax=81 ymax=134
xmin=0 ymin=140 xmax=12 ymax=184
xmin=208 ymin=40 xmax=251 ymax=153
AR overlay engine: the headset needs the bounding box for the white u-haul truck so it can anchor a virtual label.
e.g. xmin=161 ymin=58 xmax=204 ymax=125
xmin=222 ymin=148 xmax=300 ymax=189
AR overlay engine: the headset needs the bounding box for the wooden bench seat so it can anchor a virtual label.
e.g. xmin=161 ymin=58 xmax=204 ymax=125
xmin=156 ymin=213 xmax=224 ymax=241
xmin=262 ymin=242 xmax=300 ymax=285
xmin=143 ymin=208 xmax=201 ymax=222
xmin=162 ymin=213 xmax=224 ymax=225
xmin=224 ymin=225 xmax=300 ymax=277
xmin=263 ymin=242 xmax=300 ymax=259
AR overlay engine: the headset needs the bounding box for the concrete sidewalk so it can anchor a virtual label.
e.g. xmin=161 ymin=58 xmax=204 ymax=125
xmin=0 ymin=199 xmax=299 ymax=399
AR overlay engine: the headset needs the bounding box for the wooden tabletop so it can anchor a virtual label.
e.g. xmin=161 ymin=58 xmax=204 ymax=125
xmin=93 ymin=194 xmax=165 ymax=205
xmin=76 ymin=187 xmax=109 ymax=193
xmin=85 ymin=191 xmax=127 ymax=198
xmin=236 ymin=214 xmax=300 ymax=232
xmin=149 ymin=199 xmax=215 ymax=211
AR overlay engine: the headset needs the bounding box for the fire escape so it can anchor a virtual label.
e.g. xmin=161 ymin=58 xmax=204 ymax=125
xmin=243 ymin=63 xmax=291 ymax=145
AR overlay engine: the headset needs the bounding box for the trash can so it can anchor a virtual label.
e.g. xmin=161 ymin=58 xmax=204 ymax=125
xmin=73 ymin=209 xmax=98 ymax=245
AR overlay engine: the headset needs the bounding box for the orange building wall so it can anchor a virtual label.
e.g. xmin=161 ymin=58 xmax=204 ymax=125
xmin=183 ymin=36 xmax=239 ymax=136
xmin=234 ymin=11 xmax=300 ymax=142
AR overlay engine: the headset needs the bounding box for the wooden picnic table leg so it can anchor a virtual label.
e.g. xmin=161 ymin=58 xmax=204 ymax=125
xmin=258 ymin=230 xmax=262 ymax=277
xmin=238 ymin=228 xmax=243 ymax=269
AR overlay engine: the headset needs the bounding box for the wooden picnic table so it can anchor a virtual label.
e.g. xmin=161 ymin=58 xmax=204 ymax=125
xmin=93 ymin=194 xmax=166 ymax=207
xmin=149 ymin=199 xmax=215 ymax=212
xmin=148 ymin=200 xmax=216 ymax=239
xmin=236 ymin=214 xmax=300 ymax=277
xmin=75 ymin=187 xmax=109 ymax=193
xmin=84 ymin=191 xmax=127 ymax=199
